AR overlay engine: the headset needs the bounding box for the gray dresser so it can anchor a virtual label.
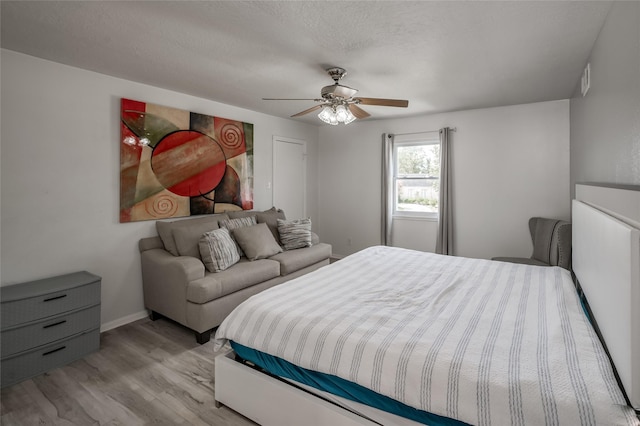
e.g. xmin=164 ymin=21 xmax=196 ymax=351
xmin=1 ymin=271 xmax=101 ymax=388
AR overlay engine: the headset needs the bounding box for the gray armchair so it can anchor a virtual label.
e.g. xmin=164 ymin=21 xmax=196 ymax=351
xmin=492 ymin=217 xmax=572 ymax=270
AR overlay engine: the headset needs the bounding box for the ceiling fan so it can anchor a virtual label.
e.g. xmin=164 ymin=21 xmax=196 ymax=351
xmin=262 ymin=67 xmax=409 ymax=125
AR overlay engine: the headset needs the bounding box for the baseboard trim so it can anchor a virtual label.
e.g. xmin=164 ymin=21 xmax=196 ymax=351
xmin=100 ymin=310 xmax=149 ymax=333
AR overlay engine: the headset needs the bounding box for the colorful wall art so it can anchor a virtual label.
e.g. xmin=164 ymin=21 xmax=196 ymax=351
xmin=120 ymin=98 xmax=253 ymax=222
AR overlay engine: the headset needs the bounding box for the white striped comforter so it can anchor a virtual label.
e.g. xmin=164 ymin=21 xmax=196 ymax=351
xmin=214 ymin=246 xmax=639 ymax=426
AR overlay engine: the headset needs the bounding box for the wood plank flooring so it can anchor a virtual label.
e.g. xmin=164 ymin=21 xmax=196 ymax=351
xmin=1 ymin=317 xmax=256 ymax=425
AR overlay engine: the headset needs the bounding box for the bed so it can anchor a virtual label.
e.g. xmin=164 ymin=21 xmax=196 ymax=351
xmin=213 ymin=183 xmax=640 ymax=426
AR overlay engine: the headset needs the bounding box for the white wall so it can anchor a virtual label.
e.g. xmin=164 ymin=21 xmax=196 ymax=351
xmin=0 ymin=48 xmax=572 ymax=330
xmin=0 ymin=49 xmax=319 ymax=330
xmin=318 ymin=100 xmax=570 ymax=260
xmin=570 ymin=1 xmax=640 ymax=193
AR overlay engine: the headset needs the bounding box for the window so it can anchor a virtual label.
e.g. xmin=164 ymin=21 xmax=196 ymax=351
xmin=393 ymin=139 xmax=440 ymax=218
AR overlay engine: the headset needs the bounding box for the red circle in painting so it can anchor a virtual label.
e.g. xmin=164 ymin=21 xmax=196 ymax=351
xmin=151 ymin=130 xmax=226 ymax=198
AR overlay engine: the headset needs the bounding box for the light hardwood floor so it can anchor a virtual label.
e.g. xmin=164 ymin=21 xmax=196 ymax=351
xmin=1 ymin=317 xmax=256 ymax=425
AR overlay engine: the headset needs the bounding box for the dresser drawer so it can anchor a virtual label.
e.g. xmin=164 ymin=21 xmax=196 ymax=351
xmin=1 ymin=328 xmax=100 ymax=388
xmin=1 ymin=304 xmax=100 ymax=358
xmin=1 ymin=281 xmax=100 ymax=328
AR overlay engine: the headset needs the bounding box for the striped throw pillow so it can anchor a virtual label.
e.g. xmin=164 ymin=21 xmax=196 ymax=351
xmin=220 ymin=216 xmax=257 ymax=257
xmin=277 ymin=218 xmax=312 ymax=250
xmin=198 ymin=228 xmax=240 ymax=272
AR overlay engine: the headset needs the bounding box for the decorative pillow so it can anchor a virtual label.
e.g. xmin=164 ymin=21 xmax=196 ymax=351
xmin=220 ymin=216 xmax=257 ymax=257
xmin=199 ymin=228 xmax=240 ymax=272
xmin=277 ymin=218 xmax=312 ymax=250
xmin=232 ymin=223 xmax=283 ymax=261
xmin=156 ymin=214 xmax=229 ymax=256
xmin=227 ymin=207 xmax=286 ymax=243
xmin=256 ymin=207 xmax=286 ymax=243
xmin=173 ymin=221 xmax=223 ymax=258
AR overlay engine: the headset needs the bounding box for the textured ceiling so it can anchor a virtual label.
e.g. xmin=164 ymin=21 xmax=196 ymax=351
xmin=1 ymin=1 xmax=612 ymax=125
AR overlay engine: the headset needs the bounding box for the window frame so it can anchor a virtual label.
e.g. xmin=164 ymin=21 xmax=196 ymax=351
xmin=392 ymin=138 xmax=441 ymax=220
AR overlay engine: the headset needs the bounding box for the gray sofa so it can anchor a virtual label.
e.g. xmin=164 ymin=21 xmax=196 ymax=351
xmin=138 ymin=208 xmax=332 ymax=343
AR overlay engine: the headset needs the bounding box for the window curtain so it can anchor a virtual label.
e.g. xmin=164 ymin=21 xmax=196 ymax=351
xmin=381 ymin=133 xmax=394 ymax=246
xmin=435 ymin=127 xmax=453 ymax=255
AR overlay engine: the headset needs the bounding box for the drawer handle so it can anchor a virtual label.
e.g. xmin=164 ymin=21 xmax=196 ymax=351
xmin=43 ymin=294 xmax=67 ymax=302
xmin=43 ymin=320 xmax=67 ymax=329
xmin=42 ymin=346 xmax=66 ymax=356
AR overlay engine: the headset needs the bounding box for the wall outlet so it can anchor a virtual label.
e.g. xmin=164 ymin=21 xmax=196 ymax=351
xmin=347 ymin=237 xmax=352 ymax=246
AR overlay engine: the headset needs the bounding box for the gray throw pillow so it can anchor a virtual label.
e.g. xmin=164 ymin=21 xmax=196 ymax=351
xmin=173 ymin=221 xmax=223 ymax=258
xmin=277 ymin=218 xmax=312 ymax=250
xmin=227 ymin=207 xmax=286 ymax=243
xmin=220 ymin=216 xmax=257 ymax=257
xmin=232 ymin=223 xmax=283 ymax=260
xmin=199 ymin=228 xmax=240 ymax=272
xmin=256 ymin=207 xmax=286 ymax=243
xmin=156 ymin=214 xmax=228 ymax=256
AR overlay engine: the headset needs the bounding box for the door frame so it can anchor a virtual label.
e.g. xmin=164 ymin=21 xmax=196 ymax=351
xmin=272 ymin=136 xmax=307 ymax=218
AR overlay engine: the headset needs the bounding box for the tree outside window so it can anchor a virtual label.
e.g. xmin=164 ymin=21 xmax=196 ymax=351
xmin=394 ymin=141 xmax=440 ymax=217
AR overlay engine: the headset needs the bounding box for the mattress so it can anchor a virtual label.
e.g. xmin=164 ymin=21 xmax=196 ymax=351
xmin=215 ymin=245 xmax=639 ymax=425
xmin=231 ymin=340 xmax=468 ymax=425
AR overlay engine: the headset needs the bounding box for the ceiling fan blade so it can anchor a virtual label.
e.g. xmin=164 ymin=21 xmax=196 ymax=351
xmin=262 ymin=98 xmax=320 ymax=101
xmin=291 ymin=105 xmax=323 ymax=117
xmin=355 ymin=97 xmax=409 ymax=108
xmin=348 ymin=103 xmax=371 ymax=119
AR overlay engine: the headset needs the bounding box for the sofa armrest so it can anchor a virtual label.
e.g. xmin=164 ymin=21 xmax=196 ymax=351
xmin=139 ymin=236 xmax=164 ymax=252
xmin=140 ymin=248 xmax=205 ymax=325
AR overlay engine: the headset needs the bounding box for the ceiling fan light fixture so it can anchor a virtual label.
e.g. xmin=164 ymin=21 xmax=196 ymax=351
xmin=318 ymin=106 xmax=333 ymax=124
xmin=317 ymin=104 xmax=357 ymax=125
xmin=343 ymin=108 xmax=357 ymax=124
xmin=335 ymin=105 xmax=348 ymax=122
xmin=265 ymin=67 xmax=408 ymax=123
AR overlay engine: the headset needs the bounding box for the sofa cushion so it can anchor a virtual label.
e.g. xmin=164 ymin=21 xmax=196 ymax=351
xmin=174 ymin=221 xmax=223 ymax=259
xmin=256 ymin=207 xmax=287 ymax=243
xmin=186 ymin=258 xmax=280 ymax=303
xmin=220 ymin=216 xmax=257 ymax=256
xmin=278 ymin=218 xmax=312 ymax=250
xmin=156 ymin=214 xmax=229 ymax=256
xmin=226 ymin=210 xmax=257 ymax=219
xmin=199 ymin=228 xmax=240 ymax=272
xmin=228 ymin=207 xmax=286 ymax=243
xmin=269 ymin=242 xmax=332 ymax=275
xmin=233 ymin=223 xmax=283 ymax=260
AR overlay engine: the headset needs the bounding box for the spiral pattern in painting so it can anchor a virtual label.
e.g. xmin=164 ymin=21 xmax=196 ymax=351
xmin=219 ymin=123 xmax=243 ymax=150
xmin=146 ymin=194 xmax=179 ymax=218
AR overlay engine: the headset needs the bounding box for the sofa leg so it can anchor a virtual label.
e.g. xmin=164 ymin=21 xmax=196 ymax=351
xmin=149 ymin=311 xmax=162 ymax=321
xmin=195 ymin=330 xmax=212 ymax=344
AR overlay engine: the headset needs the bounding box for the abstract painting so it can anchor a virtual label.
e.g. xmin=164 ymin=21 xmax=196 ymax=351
xmin=120 ymin=98 xmax=253 ymax=222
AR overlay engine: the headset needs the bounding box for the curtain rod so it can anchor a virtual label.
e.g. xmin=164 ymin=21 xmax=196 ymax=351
xmin=389 ymin=127 xmax=456 ymax=138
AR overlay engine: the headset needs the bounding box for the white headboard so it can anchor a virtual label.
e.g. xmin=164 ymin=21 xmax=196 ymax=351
xmin=573 ymin=184 xmax=640 ymax=410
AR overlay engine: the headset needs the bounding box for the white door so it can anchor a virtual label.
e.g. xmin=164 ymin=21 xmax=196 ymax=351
xmin=273 ymin=137 xmax=306 ymax=219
